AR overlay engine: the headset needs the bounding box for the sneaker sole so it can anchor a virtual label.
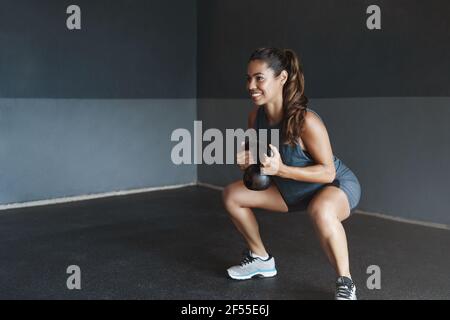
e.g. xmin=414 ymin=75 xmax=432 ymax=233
xmin=227 ymin=270 xmax=277 ymax=280
xmin=335 ymin=296 xmax=357 ymax=300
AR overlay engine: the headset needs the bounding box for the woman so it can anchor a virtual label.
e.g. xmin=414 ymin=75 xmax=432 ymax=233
xmin=222 ymin=48 xmax=361 ymax=300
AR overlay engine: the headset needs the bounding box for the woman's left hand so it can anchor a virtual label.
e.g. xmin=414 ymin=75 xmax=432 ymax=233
xmin=261 ymin=144 xmax=284 ymax=176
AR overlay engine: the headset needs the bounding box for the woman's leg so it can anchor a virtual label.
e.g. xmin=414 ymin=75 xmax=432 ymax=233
xmin=306 ymin=186 xmax=352 ymax=277
xmin=222 ymin=180 xmax=288 ymax=256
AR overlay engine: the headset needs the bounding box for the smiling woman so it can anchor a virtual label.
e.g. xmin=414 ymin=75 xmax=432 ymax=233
xmin=223 ymin=47 xmax=362 ymax=300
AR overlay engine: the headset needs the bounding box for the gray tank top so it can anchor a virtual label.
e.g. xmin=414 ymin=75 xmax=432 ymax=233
xmin=255 ymin=106 xmax=347 ymax=205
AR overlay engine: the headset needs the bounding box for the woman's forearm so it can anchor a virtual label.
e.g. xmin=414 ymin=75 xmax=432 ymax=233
xmin=277 ymin=163 xmax=336 ymax=184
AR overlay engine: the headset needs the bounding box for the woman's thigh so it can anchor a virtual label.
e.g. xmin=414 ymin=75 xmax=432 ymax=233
xmin=223 ymin=180 xmax=289 ymax=213
xmin=306 ymin=185 xmax=351 ymax=222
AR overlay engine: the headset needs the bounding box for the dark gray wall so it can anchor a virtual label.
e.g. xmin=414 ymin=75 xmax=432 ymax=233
xmin=197 ymin=0 xmax=450 ymax=225
xmin=198 ymin=0 xmax=450 ymax=98
xmin=0 ymin=0 xmax=196 ymax=98
xmin=0 ymin=0 xmax=197 ymax=204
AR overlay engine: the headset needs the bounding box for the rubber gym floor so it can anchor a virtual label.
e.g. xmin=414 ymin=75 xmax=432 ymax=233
xmin=1 ymin=186 xmax=449 ymax=300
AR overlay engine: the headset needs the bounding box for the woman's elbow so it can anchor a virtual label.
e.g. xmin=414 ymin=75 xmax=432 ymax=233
xmin=325 ymin=166 xmax=336 ymax=183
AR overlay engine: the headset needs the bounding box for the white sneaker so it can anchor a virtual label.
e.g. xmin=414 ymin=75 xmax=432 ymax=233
xmin=227 ymin=250 xmax=277 ymax=280
xmin=335 ymin=276 xmax=357 ymax=300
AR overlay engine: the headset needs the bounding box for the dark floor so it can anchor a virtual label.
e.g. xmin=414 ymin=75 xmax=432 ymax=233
xmin=0 ymin=186 xmax=449 ymax=300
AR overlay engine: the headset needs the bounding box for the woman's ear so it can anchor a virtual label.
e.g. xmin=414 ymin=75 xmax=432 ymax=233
xmin=280 ymin=70 xmax=288 ymax=85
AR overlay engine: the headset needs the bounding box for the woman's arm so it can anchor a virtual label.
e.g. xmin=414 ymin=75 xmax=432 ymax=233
xmin=277 ymin=112 xmax=336 ymax=184
xmin=236 ymin=106 xmax=259 ymax=170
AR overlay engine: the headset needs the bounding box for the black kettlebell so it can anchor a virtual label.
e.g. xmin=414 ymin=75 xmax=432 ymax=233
xmin=242 ymin=140 xmax=272 ymax=191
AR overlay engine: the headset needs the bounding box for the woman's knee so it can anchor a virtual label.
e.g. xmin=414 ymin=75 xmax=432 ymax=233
xmin=222 ymin=181 xmax=288 ymax=213
xmin=222 ymin=182 xmax=241 ymax=210
xmin=307 ymin=199 xmax=336 ymax=226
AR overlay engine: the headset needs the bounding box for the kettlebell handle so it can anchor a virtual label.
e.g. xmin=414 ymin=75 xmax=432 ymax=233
xmin=244 ymin=138 xmax=271 ymax=164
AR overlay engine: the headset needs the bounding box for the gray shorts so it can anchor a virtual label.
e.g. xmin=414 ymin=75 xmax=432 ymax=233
xmin=276 ymin=168 xmax=361 ymax=213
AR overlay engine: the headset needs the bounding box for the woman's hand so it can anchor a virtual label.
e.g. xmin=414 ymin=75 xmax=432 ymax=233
xmin=236 ymin=141 xmax=256 ymax=171
xmin=261 ymin=144 xmax=284 ymax=176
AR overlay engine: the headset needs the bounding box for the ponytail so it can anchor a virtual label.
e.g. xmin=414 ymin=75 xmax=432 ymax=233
xmin=282 ymin=49 xmax=308 ymax=146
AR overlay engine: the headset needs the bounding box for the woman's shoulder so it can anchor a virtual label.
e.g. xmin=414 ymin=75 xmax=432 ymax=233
xmin=305 ymin=107 xmax=324 ymax=123
xmin=300 ymin=108 xmax=327 ymax=143
xmin=304 ymin=108 xmax=324 ymax=127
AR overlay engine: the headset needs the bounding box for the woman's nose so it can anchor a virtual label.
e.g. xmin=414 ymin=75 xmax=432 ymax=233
xmin=248 ymin=79 xmax=257 ymax=90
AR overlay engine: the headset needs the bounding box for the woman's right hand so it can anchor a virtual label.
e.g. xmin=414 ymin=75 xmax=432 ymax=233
xmin=236 ymin=142 xmax=255 ymax=171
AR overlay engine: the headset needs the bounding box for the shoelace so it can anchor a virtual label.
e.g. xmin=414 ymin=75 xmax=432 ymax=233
xmin=336 ymin=284 xmax=354 ymax=299
xmin=239 ymin=254 xmax=256 ymax=266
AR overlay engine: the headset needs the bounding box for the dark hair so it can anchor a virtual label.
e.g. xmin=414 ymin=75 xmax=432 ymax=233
xmin=249 ymin=47 xmax=308 ymax=146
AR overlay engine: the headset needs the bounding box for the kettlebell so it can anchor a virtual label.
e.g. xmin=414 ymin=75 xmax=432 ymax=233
xmin=242 ymin=140 xmax=272 ymax=191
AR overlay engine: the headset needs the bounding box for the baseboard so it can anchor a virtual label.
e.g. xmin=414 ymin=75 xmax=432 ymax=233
xmin=197 ymin=182 xmax=450 ymax=231
xmin=197 ymin=182 xmax=225 ymax=191
xmin=2 ymin=181 xmax=449 ymax=230
xmin=0 ymin=182 xmax=197 ymax=211
xmin=354 ymin=209 xmax=449 ymax=230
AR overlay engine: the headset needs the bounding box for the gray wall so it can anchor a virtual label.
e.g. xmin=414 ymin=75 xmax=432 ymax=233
xmin=2 ymin=0 xmax=450 ymax=226
xmin=197 ymin=0 xmax=450 ymax=225
xmin=0 ymin=0 xmax=196 ymax=98
xmin=0 ymin=99 xmax=196 ymax=204
xmin=197 ymin=0 xmax=450 ymax=99
xmin=0 ymin=0 xmax=197 ymax=204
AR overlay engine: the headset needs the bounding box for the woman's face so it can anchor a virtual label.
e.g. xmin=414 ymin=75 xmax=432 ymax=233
xmin=246 ymin=59 xmax=287 ymax=106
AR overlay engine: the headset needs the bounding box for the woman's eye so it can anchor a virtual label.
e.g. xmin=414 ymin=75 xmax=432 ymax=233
xmin=246 ymin=76 xmax=264 ymax=82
